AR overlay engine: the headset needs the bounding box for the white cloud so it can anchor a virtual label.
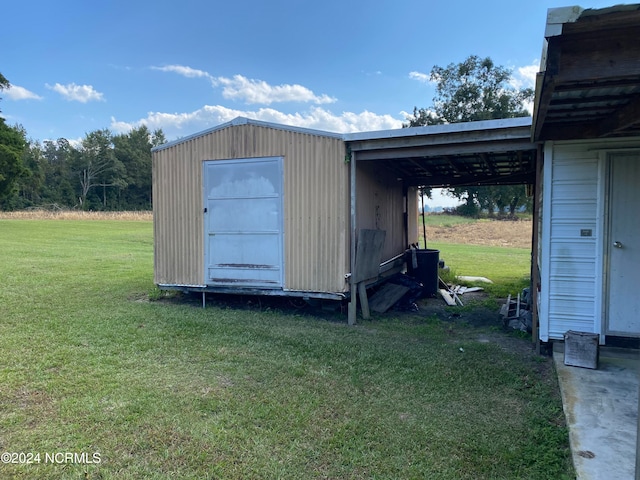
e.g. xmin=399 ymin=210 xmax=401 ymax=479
xmin=46 ymin=83 xmax=105 ymax=103
xmin=510 ymin=60 xmax=539 ymax=90
xmin=409 ymin=71 xmax=431 ymax=83
xmin=110 ymin=105 xmax=404 ymax=140
xmin=4 ymin=85 xmax=43 ymax=100
xmin=509 ymin=60 xmax=540 ymax=115
xmin=152 ymin=64 xmax=335 ymax=105
xmin=151 ymin=64 xmax=212 ymax=79
xmin=213 ymin=75 xmax=336 ymax=105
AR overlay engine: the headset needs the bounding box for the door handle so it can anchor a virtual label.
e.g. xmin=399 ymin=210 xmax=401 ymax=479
xmin=613 ymin=241 xmax=623 ymax=249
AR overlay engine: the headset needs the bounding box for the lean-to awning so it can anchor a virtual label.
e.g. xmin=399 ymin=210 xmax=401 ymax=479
xmin=344 ymin=117 xmax=537 ymax=188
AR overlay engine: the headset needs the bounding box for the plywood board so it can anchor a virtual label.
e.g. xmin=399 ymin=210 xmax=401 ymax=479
xmin=369 ymin=283 xmax=410 ymax=313
xmin=353 ymin=229 xmax=386 ymax=283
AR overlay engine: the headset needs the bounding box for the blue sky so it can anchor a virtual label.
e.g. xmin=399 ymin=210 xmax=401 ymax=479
xmin=1 ymin=0 xmax=622 ymax=205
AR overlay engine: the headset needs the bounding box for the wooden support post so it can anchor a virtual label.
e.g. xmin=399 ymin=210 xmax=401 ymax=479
xmin=348 ymin=150 xmax=357 ymax=326
xmin=358 ymin=282 xmax=370 ymax=319
xmin=348 ymin=295 xmax=357 ymax=325
xmin=531 ymin=144 xmax=543 ymax=345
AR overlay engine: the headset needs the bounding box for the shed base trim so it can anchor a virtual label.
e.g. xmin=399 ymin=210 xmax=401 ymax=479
xmin=157 ymin=284 xmax=346 ymax=301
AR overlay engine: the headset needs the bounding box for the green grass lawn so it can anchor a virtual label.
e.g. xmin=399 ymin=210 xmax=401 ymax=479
xmin=431 ymin=242 xmax=531 ymax=297
xmin=0 ymin=219 xmax=572 ymax=479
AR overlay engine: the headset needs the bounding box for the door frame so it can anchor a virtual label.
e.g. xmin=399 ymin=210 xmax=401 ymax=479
xmin=603 ymin=150 xmax=640 ymax=338
xmin=202 ymin=156 xmax=285 ymax=289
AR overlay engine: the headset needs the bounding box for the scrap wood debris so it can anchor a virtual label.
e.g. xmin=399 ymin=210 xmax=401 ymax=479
xmin=438 ymin=277 xmax=485 ymax=307
xmin=500 ymin=289 xmax=533 ymax=332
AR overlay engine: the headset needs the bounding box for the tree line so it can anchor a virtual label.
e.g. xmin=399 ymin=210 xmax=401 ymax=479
xmin=1 ymin=126 xmax=166 ymax=211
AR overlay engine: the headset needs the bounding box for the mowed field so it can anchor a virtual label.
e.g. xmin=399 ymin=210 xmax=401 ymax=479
xmin=0 ymin=211 xmax=532 ymax=248
xmin=425 ymin=217 xmax=532 ymax=249
xmin=0 ymin=214 xmax=572 ymax=479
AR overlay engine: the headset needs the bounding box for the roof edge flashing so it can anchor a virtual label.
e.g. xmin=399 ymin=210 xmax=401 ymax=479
xmin=151 ymin=116 xmax=342 ymax=152
xmin=344 ymin=117 xmax=532 ymax=143
xmin=545 ymin=6 xmax=585 ymax=37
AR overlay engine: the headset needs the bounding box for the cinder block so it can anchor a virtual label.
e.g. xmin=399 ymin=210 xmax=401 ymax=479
xmin=564 ymin=331 xmax=599 ymax=369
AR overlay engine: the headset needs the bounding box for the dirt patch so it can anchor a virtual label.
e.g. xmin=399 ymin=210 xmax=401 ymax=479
xmin=406 ymin=292 xmax=556 ymax=390
xmin=424 ymin=219 xmax=532 ymax=249
xmin=414 ymin=291 xmax=501 ymax=326
xmin=373 ymin=284 xmax=537 ymax=354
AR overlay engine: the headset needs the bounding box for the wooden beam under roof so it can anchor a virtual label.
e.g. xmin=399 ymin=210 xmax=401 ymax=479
xmin=354 ymin=140 xmax=535 ymax=161
xmin=347 ymin=121 xmax=532 ymax=153
xmin=403 ymin=170 xmax=535 ymax=188
xmin=534 ymin=8 xmax=640 ymax=142
xmin=480 ymin=153 xmax=498 ymax=176
xmin=598 ymin=95 xmax=640 ymax=136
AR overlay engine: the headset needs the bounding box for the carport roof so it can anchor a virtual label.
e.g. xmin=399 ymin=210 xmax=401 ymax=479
xmin=344 ymin=117 xmax=536 ymax=187
xmin=533 ymin=4 xmax=640 ymax=141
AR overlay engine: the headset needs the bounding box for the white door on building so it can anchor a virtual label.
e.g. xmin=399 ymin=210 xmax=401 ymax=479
xmin=606 ymin=152 xmax=640 ymax=336
xmin=204 ymin=157 xmax=284 ymax=288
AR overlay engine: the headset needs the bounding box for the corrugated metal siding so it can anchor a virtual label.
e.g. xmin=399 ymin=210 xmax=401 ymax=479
xmin=153 ymin=146 xmax=204 ymax=286
xmin=356 ymin=163 xmax=408 ymax=260
xmin=152 ymin=124 xmax=348 ymax=293
xmin=545 ymin=144 xmax=601 ymax=339
xmin=284 ymin=131 xmax=349 ymax=293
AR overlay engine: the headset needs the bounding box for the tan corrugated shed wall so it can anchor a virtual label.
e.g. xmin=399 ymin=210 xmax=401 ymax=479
xmin=153 ymin=123 xmax=350 ymax=293
xmin=153 ymin=145 xmax=204 ymax=286
xmin=356 ymin=162 xmax=418 ymax=260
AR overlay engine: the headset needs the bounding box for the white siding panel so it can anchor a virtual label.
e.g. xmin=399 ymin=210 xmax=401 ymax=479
xmin=551 ymin=183 xmax=597 ymax=200
xmin=549 ymin=260 xmax=596 ymax=278
xmin=551 ymin=201 xmax=597 ymax=221
xmin=552 ymin=223 xmax=597 ymax=238
xmin=549 ymin=296 xmax=595 ymax=316
xmin=545 ymin=144 xmax=601 ymax=340
xmin=539 ymin=137 xmax=640 ymax=342
xmin=550 ymin=278 xmax=595 ymax=297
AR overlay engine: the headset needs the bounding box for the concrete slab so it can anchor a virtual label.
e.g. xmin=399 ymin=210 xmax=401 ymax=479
xmin=554 ymin=346 xmax=639 ymax=480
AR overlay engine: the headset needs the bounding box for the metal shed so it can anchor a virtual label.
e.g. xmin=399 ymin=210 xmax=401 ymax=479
xmin=152 ymin=117 xmax=419 ymax=303
xmin=152 ymin=116 xmax=536 ymax=325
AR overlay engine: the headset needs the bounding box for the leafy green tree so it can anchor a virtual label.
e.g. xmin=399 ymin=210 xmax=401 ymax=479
xmin=113 ymin=126 xmax=162 ymax=210
xmin=11 ymin=139 xmax=46 ymax=208
xmin=494 ymin=184 xmax=531 ymax=216
xmin=0 ymin=120 xmax=27 ymax=200
xmin=405 ymin=56 xmax=534 ymax=216
xmin=447 ymin=184 xmax=531 ymax=218
xmin=74 ymin=129 xmax=124 ymax=209
xmin=41 ymin=138 xmax=78 ymax=207
xmin=151 ymin=129 xmax=166 ymax=148
xmin=405 ymin=107 xmax=443 ymax=127
xmin=406 ymin=55 xmax=533 ymax=126
xmin=0 ymin=73 xmax=27 ymax=200
xmin=0 ymin=72 xmax=9 ymax=108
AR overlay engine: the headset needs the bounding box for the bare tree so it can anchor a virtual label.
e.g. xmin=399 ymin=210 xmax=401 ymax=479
xmin=76 ymin=129 xmax=124 ymax=209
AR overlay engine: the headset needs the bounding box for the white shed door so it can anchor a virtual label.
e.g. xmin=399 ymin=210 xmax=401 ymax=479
xmin=607 ymin=153 xmax=640 ymax=336
xmin=204 ymin=157 xmax=284 ymax=288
